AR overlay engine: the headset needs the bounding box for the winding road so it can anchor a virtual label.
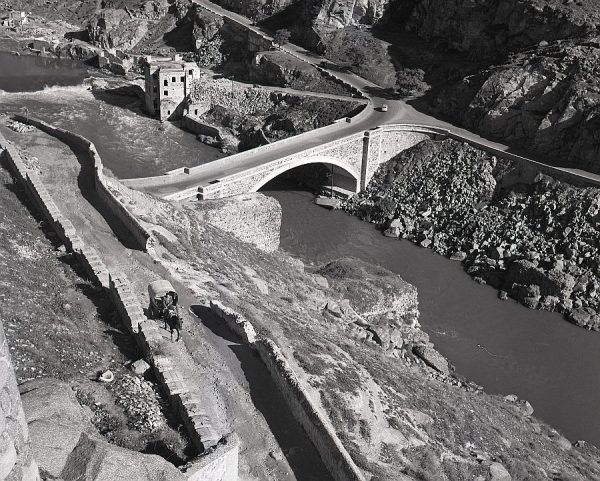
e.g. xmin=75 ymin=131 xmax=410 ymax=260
xmin=122 ymin=0 xmax=600 ymax=199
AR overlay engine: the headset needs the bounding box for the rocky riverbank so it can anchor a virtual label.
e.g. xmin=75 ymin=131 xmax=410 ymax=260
xmin=345 ymin=138 xmax=600 ymax=331
xmin=102 ymin=177 xmax=600 ymax=480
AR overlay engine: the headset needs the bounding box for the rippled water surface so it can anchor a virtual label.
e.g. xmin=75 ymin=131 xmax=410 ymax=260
xmin=0 ymin=53 xmax=223 ymax=178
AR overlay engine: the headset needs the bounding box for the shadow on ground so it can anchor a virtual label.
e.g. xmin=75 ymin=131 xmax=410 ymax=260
xmin=190 ymin=304 xmax=334 ymax=481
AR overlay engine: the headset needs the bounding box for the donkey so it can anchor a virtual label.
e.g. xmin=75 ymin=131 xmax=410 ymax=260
xmin=164 ymin=307 xmax=182 ymax=342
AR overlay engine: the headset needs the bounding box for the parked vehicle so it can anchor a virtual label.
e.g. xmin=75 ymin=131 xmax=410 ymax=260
xmin=380 ymin=104 xmax=389 ymax=112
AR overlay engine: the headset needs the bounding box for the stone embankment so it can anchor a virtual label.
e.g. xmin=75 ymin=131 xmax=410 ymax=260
xmin=209 ymin=300 xmax=367 ymax=481
xmin=345 ymin=138 xmax=600 ymax=330
xmin=0 ymin=127 xmax=237 ymax=480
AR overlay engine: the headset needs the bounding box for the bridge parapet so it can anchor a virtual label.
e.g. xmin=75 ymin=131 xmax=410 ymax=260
xmin=198 ymin=131 xmax=367 ymax=199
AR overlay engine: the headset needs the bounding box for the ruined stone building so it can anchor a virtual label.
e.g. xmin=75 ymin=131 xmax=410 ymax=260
xmin=143 ymin=55 xmax=201 ymax=121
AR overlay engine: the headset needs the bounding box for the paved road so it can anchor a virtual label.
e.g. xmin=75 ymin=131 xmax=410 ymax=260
xmin=127 ymin=0 xmax=600 ymax=197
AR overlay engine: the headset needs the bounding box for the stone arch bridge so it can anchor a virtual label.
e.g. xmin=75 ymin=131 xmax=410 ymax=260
xmin=193 ymin=125 xmax=442 ymax=200
xmin=123 ymin=125 xmax=442 ymax=201
xmin=124 ymin=123 xmax=597 ymax=201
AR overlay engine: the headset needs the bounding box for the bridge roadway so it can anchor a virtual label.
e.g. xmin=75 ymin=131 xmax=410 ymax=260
xmin=123 ymin=0 xmax=600 ymax=198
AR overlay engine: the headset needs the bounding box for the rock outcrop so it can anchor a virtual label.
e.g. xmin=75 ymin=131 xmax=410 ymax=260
xmin=192 ymin=193 xmax=282 ymax=252
xmin=434 ymin=38 xmax=600 ymax=173
xmin=345 ymin=138 xmax=600 ymax=329
xmin=318 ymin=257 xmax=422 ymax=350
xmin=19 ymin=378 xmax=186 ymax=481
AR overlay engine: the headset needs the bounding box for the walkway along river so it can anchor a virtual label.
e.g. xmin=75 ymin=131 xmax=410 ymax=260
xmin=2 ymin=52 xmax=600 ymax=448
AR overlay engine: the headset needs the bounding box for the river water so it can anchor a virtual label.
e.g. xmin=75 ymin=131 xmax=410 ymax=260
xmin=0 ymin=53 xmax=224 ymax=178
xmin=2 ymin=53 xmax=600 ymax=447
xmin=263 ymin=186 xmax=600 ymax=447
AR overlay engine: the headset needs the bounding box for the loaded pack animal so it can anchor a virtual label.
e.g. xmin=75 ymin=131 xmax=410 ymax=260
xmin=148 ymin=280 xmax=183 ymax=342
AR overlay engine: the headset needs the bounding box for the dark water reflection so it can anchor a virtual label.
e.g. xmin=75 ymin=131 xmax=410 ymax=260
xmin=264 ymin=185 xmax=600 ymax=447
xmin=0 ymin=51 xmax=89 ymax=92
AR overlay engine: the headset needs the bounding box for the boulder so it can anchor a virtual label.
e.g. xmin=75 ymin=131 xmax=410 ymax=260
xmin=130 ymin=359 xmax=151 ymax=375
xmin=61 ymin=433 xmax=186 ymax=481
xmin=412 ymin=345 xmax=449 ymax=375
xmin=450 ymin=251 xmax=467 ymax=261
xmin=19 ymin=379 xmax=92 ymax=479
xmin=505 ymin=260 xmax=575 ymax=299
xmin=20 ymin=378 xmax=186 ymax=481
xmin=489 ymin=462 xmax=512 ymax=481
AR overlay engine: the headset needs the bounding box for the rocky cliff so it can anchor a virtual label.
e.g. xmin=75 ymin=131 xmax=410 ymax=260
xmin=433 ymin=38 xmax=600 ymax=172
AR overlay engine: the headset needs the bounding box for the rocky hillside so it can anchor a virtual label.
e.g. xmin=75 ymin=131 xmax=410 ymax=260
xmin=105 ymin=178 xmax=600 ymax=480
xmin=432 ymin=38 xmax=600 ymax=173
xmin=345 ymin=138 xmax=600 ymax=330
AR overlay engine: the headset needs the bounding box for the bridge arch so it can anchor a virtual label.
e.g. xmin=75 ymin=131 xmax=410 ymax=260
xmin=250 ymin=155 xmax=361 ymax=193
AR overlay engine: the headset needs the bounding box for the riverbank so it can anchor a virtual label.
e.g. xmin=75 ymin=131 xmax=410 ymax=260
xmin=345 ymin=138 xmax=600 ymax=331
xmin=99 ymin=175 xmax=600 ymax=479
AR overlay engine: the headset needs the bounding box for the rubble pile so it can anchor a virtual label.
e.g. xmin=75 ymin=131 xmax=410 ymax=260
xmin=110 ymin=374 xmax=165 ymax=432
xmin=345 ymin=138 xmax=600 ymax=329
xmin=7 ymin=119 xmax=34 ymax=133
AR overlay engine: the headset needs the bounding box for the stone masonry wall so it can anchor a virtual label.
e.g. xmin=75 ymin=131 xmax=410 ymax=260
xmin=0 ymin=129 xmax=237 ymax=480
xmin=12 ymin=115 xmax=154 ymax=253
xmin=193 ymin=193 xmax=282 ymax=251
xmin=0 ymin=321 xmax=39 ymax=481
xmin=209 ymin=301 xmax=366 ymax=481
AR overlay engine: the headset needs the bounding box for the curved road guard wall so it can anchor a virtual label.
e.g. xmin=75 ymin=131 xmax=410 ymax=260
xmin=0 ymin=321 xmax=39 ymax=481
xmin=109 ymin=274 xmax=223 ymax=455
xmin=210 ymin=301 xmax=366 ymax=481
xmin=0 ymin=132 xmax=235 ymax=480
xmin=12 ymin=115 xmax=153 ymax=252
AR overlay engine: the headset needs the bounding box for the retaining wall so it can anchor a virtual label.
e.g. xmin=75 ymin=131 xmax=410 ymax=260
xmin=109 ymin=273 xmax=222 ymax=453
xmin=0 ymin=131 xmax=236 ymax=480
xmin=209 ymin=301 xmax=366 ymax=481
xmin=182 ymin=115 xmax=223 ymax=139
xmin=0 ymin=132 xmax=111 ymax=288
xmin=12 ymin=115 xmax=154 ymax=252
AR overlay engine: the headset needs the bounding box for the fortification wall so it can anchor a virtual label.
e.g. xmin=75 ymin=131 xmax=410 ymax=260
xmin=0 ymin=320 xmax=39 ymax=481
xmin=209 ymin=301 xmax=366 ymax=481
xmin=12 ymin=115 xmax=154 ymax=252
xmin=0 ymin=129 xmax=236 ymax=480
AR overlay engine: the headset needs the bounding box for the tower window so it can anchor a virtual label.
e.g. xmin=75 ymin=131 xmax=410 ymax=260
xmin=180 ymin=76 xmax=184 ymax=82
xmin=188 ymin=69 xmax=193 ymax=75
xmin=172 ymin=76 xmax=176 ymax=82
xmin=164 ymin=79 xmax=168 ymax=86
xmin=164 ymin=90 xmax=168 ymax=96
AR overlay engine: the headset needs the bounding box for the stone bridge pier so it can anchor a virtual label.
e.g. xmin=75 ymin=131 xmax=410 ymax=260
xmin=198 ymin=126 xmax=435 ymax=200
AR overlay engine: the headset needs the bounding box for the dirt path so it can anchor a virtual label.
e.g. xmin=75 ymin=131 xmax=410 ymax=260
xmin=0 ymin=123 xmax=333 ymax=481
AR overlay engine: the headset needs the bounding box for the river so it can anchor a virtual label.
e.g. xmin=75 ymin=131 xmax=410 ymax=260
xmin=0 ymin=53 xmax=224 ymax=178
xmin=2 ymin=52 xmax=600 ymax=447
xmin=263 ymin=185 xmax=600 ymax=447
